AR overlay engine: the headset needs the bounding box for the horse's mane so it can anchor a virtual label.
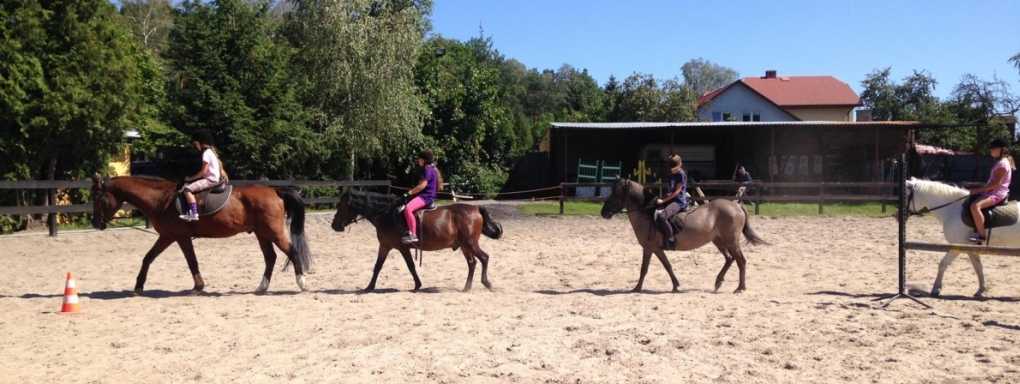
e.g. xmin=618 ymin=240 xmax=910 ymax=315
xmin=911 ymin=178 xmax=968 ymax=198
xmin=617 ymin=178 xmax=658 ymax=210
xmin=346 ymin=190 xmax=400 ymax=223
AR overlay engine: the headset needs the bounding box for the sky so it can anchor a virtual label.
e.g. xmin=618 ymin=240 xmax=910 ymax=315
xmin=430 ymin=0 xmax=1020 ymax=100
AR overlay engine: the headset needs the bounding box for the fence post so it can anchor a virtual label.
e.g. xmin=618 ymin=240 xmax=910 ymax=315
xmin=48 ymin=188 xmax=58 ymax=237
xmin=145 ymin=215 xmax=152 ymax=229
xmin=881 ymin=199 xmax=887 ymax=214
xmin=755 ymin=200 xmax=760 ymax=215
xmin=559 ymin=183 xmax=565 ymax=215
xmin=818 ymin=184 xmax=824 ymax=215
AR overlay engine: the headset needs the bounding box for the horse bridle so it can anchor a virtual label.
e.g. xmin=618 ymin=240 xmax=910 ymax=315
xmin=335 ymin=197 xmax=363 ymax=229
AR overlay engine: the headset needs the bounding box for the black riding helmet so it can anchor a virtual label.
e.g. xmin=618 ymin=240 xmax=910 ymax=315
xmin=990 ymin=138 xmax=1010 ymax=150
xmin=192 ymin=129 xmax=215 ymax=147
xmin=418 ymin=148 xmax=435 ymax=164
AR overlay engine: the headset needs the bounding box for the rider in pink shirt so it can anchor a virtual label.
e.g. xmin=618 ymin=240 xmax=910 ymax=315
xmin=968 ymin=138 xmax=1015 ymax=243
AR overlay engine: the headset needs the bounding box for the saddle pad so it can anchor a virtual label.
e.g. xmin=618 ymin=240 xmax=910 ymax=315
xmin=656 ymin=210 xmax=689 ymax=234
xmin=176 ymin=185 xmax=233 ymax=216
xmin=962 ymin=201 xmax=1019 ymax=229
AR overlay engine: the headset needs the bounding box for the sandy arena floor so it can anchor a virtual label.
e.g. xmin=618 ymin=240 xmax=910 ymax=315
xmin=2 ymin=206 xmax=1020 ymax=383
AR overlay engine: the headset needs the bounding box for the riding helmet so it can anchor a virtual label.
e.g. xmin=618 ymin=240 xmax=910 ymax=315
xmin=192 ymin=129 xmax=215 ymax=146
xmin=990 ymin=138 xmax=1010 ymax=150
xmin=418 ymin=148 xmax=435 ymax=164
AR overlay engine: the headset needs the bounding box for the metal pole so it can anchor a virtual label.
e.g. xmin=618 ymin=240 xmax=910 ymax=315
xmin=875 ymin=152 xmax=929 ymax=309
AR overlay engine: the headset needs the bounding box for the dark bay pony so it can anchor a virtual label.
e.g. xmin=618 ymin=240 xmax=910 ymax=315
xmin=331 ymin=190 xmax=503 ymax=292
xmin=90 ymin=175 xmax=311 ymax=295
xmin=600 ymin=177 xmax=766 ymax=293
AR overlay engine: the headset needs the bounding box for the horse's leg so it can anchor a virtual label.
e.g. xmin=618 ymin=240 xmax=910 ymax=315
xmin=966 ymin=253 xmax=987 ymax=298
xmin=265 ymin=229 xmax=306 ymax=292
xmin=931 ymin=252 xmax=959 ymax=297
xmin=396 ymin=247 xmax=422 ymax=291
xmin=364 ymin=245 xmax=392 ymax=292
xmin=651 ymin=249 xmax=680 ymax=293
xmin=460 ymin=246 xmax=477 ymax=292
xmin=471 ymin=243 xmax=493 ymax=291
xmin=730 ymin=245 xmax=747 ymax=293
xmin=134 ymin=235 xmax=174 ymax=296
xmin=177 ymin=238 xmax=205 ymax=294
xmin=255 ymin=235 xmax=277 ymax=294
xmin=713 ymin=241 xmax=734 ymax=293
xmin=632 ymin=248 xmax=653 ymax=293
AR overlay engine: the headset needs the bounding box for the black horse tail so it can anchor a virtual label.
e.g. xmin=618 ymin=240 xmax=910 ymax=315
xmin=740 ymin=204 xmax=768 ymax=246
xmin=479 ymin=206 xmax=503 ymax=240
xmin=277 ymin=187 xmax=312 ymax=273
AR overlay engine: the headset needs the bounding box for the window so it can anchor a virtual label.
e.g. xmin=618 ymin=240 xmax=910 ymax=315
xmin=742 ymin=112 xmax=761 ymax=122
xmin=712 ymin=112 xmax=732 ymax=122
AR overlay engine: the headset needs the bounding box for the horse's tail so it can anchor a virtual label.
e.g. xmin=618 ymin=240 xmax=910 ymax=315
xmin=277 ymin=187 xmax=312 ymax=273
xmin=479 ymin=206 xmax=503 ymax=240
xmin=740 ymin=204 xmax=768 ymax=246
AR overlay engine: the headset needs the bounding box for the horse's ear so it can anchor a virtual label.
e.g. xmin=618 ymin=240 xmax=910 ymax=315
xmin=91 ymin=174 xmax=101 ymax=186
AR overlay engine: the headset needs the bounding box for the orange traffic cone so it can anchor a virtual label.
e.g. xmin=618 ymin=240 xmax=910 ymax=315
xmin=60 ymin=272 xmax=81 ymax=314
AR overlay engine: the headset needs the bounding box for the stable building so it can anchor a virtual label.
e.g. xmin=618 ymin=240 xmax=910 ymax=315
xmin=544 ymin=121 xmax=922 ymax=187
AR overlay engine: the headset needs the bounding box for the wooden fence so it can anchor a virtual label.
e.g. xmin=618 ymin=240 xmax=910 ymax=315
xmin=0 ymin=179 xmax=390 ymax=236
xmin=561 ymin=181 xmax=901 ymax=215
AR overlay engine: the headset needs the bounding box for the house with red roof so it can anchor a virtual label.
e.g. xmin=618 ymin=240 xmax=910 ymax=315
xmin=697 ymin=70 xmax=861 ymax=122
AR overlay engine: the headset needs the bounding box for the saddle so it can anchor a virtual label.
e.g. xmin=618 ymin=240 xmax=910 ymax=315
xmin=394 ymin=201 xmax=438 ymax=234
xmin=655 ymin=207 xmax=690 ymax=235
xmin=176 ymin=181 xmax=233 ymax=216
xmin=961 ymin=198 xmax=1019 ymax=229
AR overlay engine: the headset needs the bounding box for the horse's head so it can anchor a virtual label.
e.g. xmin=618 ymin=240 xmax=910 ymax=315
xmin=601 ymin=176 xmax=639 ymax=219
xmin=90 ymin=175 xmax=123 ymax=230
xmin=331 ymin=189 xmax=357 ymax=232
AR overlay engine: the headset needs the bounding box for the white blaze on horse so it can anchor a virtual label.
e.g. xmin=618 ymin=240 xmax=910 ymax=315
xmin=903 ymin=178 xmax=1020 ymax=297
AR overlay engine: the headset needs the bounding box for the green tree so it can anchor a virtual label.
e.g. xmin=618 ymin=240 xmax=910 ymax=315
xmin=415 ymin=36 xmax=516 ymax=193
xmin=285 ymin=0 xmax=431 ymax=180
xmin=681 ymin=57 xmax=739 ymax=97
xmin=163 ymin=0 xmax=311 ymax=179
xmin=118 ymin=0 xmax=173 ymax=55
xmin=0 ymin=0 xmax=147 ymax=181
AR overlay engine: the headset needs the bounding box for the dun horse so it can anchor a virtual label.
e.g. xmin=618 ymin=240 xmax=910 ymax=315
xmin=90 ymin=175 xmax=311 ymax=295
xmin=331 ymin=190 xmax=502 ymax=292
xmin=600 ymin=177 xmax=767 ymax=293
xmin=902 ymin=178 xmax=1020 ymax=297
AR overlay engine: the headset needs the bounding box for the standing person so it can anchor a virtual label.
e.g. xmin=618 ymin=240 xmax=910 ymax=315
xmin=736 ymin=166 xmax=755 ymax=205
xmin=655 ymin=155 xmax=689 ymax=250
xmin=401 ymin=149 xmax=444 ymax=243
xmin=967 ymin=138 xmax=1015 ymax=243
xmin=180 ymin=129 xmax=227 ymax=221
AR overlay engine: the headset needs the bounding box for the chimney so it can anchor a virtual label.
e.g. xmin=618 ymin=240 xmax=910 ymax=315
xmin=764 ymin=70 xmax=777 ymax=79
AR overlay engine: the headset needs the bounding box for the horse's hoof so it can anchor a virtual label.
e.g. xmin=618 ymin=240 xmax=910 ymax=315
xmin=132 ymin=289 xmax=142 ymax=297
xmin=363 ymin=286 xmax=375 ymax=292
xmin=733 ymin=288 xmax=745 ymax=294
xmin=296 ymin=275 xmax=307 ymax=292
xmin=930 ymin=289 xmax=941 ymax=298
xmin=672 ymin=287 xmax=681 ymax=293
xmin=189 ymin=290 xmax=201 ymax=296
xmin=631 ymin=287 xmax=643 ymax=293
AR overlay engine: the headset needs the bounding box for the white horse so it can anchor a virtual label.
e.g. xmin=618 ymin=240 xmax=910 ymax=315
xmin=904 ymin=178 xmax=1020 ymax=297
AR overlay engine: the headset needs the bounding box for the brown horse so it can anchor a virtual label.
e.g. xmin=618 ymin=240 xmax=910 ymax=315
xmin=600 ymin=177 xmax=766 ymax=293
xmin=330 ymin=189 xmax=503 ymax=292
xmin=90 ymin=175 xmax=311 ymax=295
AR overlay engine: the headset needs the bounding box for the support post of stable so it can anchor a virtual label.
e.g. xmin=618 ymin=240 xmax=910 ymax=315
xmin=818 ymin=184 xmax=824 ymax=215
xmin=559 ymin=184 xmax=565 ymax=215
xmin=875 ymin=153 xmax=929 ymax=309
